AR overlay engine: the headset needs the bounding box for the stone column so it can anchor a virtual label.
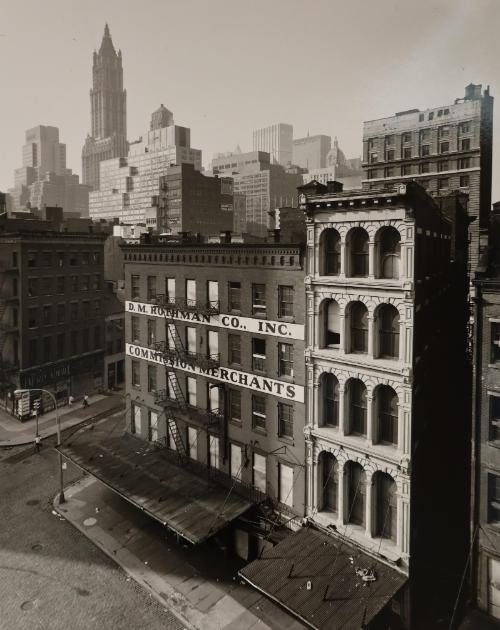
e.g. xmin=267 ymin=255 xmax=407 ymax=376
xmin=398 ymin=321 xmax=405 ymax=362
xmin=338 ymin=461 xmax=346 ymax=524
xmin=365 ymin=477 xmax=373 ymax=538
xmin=339 ymin=314 xmax=345 ymax=354
xmin=340 ymin=241 xmax=346 ymax=278
xmin=367 ymin=316 xmax=374 ymax=358
xmin=338 ymin=386 xmax=345 ymax=434
xmin=368 ymin=241 xmax=375 ymax=278
xmin=367 ymin=394 xmax=374 ymax=444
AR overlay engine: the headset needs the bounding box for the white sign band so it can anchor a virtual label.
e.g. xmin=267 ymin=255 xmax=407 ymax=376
xmin=126 ymin=301 xmax=304 ymax=341
xmin=126 ymin=343 xmax=304 ymax=403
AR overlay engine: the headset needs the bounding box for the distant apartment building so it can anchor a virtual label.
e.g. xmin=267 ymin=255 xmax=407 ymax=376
xmin=362 ymin=84 xmax=493 ymax=271
xmin=0 ymin=218 xmax=107 ymax=418
xmin=253 ymin=123 xmax=293 ymax=166
xmin=292 ymin=134 xmax=331 ymax=170
xmin=81 ymin=24 xmax=128 ymax=191
xmin=212 ymin=151 xmax=302 ymax=236
xmin=8 ymin=125 xmax=90 ymax=215
xmin=89 ymin=107 xmax=202 ymax=225
xmin=239 ymin=181 xmax=471 ymax=629
xmin=155 ymin=163 xmax=233 ymax=235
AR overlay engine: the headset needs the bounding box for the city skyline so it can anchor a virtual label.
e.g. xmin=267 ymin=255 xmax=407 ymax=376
xmin=2 ymin=0 xmax=500 ymax=200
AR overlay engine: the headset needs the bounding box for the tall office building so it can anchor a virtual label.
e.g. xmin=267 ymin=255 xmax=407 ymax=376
xmin=8 ymin=126 xmax=90 ymax=215
xmin=362 ymin=84 xmax=493 ymax=271
xmin=252 ymin=123 xmax=293 ymax=166
xmin=89 ymin=107 xmax=202 ymax=224
xmin=81 ymin=24 xmax=128 ymax=191
xmin=292 ymin=134 xmax=331 ymax=170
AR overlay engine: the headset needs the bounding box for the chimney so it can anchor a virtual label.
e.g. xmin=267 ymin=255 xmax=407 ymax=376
xmin=326 ymin=180 xmax=344 ymax=193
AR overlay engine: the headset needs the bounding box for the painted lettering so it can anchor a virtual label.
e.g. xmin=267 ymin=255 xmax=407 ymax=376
xmin=286 ymin=384 xmax=296 ymax=399
xmin=137 ymin=304 xmax=146 ymax=313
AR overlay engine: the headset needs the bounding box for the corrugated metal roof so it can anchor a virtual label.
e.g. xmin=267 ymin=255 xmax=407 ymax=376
xmin=239 ymin=526 xmax=407 ymax=630
xmin=57 ymin=421 xmax=251 ymax=544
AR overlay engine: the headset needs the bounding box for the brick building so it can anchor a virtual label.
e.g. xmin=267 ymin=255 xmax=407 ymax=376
xmin=0 ymin=218 xmax=106 ymax=418
xmin=362 ymin=84 xmax=493 ymax=272
xmin=239 ymin=181 xmax=470 ymax=629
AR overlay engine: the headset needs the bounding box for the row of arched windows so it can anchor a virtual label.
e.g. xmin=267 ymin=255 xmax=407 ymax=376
xmin=319 ymin=455 xmax=398 ymax=542
xmin=319 ymin=375 xmax=399 ymax=446
xmin=319 ymin=300 xmax=400 ymax=359
xmin=320 ymin=226 xmax=401 ymax=279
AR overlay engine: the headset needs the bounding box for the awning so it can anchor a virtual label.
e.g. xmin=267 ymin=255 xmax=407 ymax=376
xmin=57 ymin=419 xmax=252 ymax=544
xmin=239 ymin=526 xmax=407 ymax=630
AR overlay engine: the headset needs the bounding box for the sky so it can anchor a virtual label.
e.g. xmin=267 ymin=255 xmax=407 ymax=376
xmin=1 ymin=0 xmax=500 ymax=198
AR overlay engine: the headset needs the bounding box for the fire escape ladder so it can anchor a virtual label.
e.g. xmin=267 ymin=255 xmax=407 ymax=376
xmin=166 ymin=414 xmax=187 ymax=462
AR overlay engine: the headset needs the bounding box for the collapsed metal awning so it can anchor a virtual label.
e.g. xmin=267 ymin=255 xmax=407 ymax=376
xmin=57 ymin=420 xmax=252 ymax=545
xmin=239 ymin=526 xmax=407 ymax=630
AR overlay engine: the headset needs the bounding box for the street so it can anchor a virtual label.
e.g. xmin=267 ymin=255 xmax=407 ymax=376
xmin=0 ymin=412 xmax=185 ymax=630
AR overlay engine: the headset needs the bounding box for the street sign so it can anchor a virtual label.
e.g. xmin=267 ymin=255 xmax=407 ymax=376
xmin=17 ymin=391 xmax=30 ymax=416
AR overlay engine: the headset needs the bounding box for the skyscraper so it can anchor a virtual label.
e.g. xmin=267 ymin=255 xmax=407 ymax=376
xmin=82 ymin=24 xmax=128 ymax=191
xmin=252 ymin=123 xmax=293 ymax=166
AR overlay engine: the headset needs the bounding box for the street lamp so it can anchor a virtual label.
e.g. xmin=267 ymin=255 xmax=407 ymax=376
xmin=15 ymin=388 xmax=65 ymax=504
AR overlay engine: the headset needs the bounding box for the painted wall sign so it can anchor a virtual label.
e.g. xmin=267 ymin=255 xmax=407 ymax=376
xmin=126 ymin=301 xmax=304 ymax=341
xmin=126 ymin=343 xmax=304 ymax=403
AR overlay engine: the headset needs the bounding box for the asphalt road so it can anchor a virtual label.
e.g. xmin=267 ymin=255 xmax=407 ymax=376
xmin=0 ymin=413 xmax=186 ymax=630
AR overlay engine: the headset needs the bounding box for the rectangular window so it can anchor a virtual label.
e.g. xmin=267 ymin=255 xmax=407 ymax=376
xmin=57 ymin=304 xmax=65 ymax=323
xmin=42 ymin=251 xmax=52 ymax=267
xmin=491 ymin=323 xmax=500 ymax=363
xmin=188 ymin=426 xmax=198 ymax=460
xmin=384 ymin=167 xmax=394 ymax=178
xmin=420 ymin=162 xmax=430 ymax=174
xmin=147 ymin=276 xmax=157 ymax=301
xmin=81 ymin=252 xmax=89 ymax=266
xmin=420 ymin=129 xmax=430 ymax=141
xmin=70 ymin=276 xmax=78 ymax=292
xmin=437 ymin=161 xmax=449 ymax=172
xmin=458 ymin=157 xmax=471 ymax=170
xmin=279 ymin=463 xmax=294 ymax=507
xmin=131 ymin=360 xmax=140 ymax=388
xmin=278 ymin=343 xmax=294 ymax=377
xmin=57 ymin=333 xmax=65 ymax=359
xmin=252 ymin=284 xmax=266 ymax=317
xmin=131 ymin=316 xmax=140 ymax=344
xmin=368 ymin=169 xmax=378 ymax=180
xmin=147 ymin=319 xmax=156 ymax=346
xmin=402 ymin=132 xmax=412 ymax=143
xmin=28 ymin=251 xmax=37 ymax=268
xmin=253 ymin=453 xmax=266 ymax=492
xmin=56 ymin=252 xmax=65 ymax=267
xmin=490 ymin=396 xmax=500 ymax=442
xmin=438 ymin=178 xmax=449 ymax=190
xmin=278 ymin=403 xmax=294 ymax=439
xmin=402 ymin=164 xmax=412 ymax=176
xmin=207 ymin=280 xmax=219 ymax=309
xmin=369 ymin=152 xmax=378 ymax=164
xmin=42 ymin=277 xmax=52 ymax=294
xmin=69 ymin=253 xmax=77 ymax=266
xmin=92 ymin=251 xmax=101 ymax=265
xmin=440 ymin=141 xmax=450 ymax=153
xmin=94 ymin=300 xmax=101 ymax=316
xmin=43 ymin=336 xmax=51 ymax=362
xmin=165 ymin=278 xmax=175 ymax=304
xmin=460 ymin=175 xmax=470 ymax=188
xmin=460 ymin=121 xmax=471 ymax=133
xmin=252 ymin=395 xmax=266 ymax=430
xmin=70 ymin=302 xmax=78 ymax=321
xmin=209 ymin=435 xmax=220 ymax=470
xmin=278 ymin=286 xmax=294 ymax=318
xmin=82 ymin=301 xmax=90 ymax=319
xmin=386 ymin=149 xmax=395 ymax=161
xmin=403 ymin=147 xmax=412 ymax=159
xmin=131 ymin=275 xmax=140 ymax=300
xmin=252 ymin=338 xmax=266 ymax=372
xmin=131 ymin=403 xmax=141 ymax=435
xmin=28 ymin=277 xmax=38 ymax=297
xmin=81 ymin=275 xmax=90 ymax=292
xmin=385 ymin=135 xmax=394 ymax=146
xmin=42 ymin=305 xmax=51 ymax=325
xmin=230 ymin=443 xmax=242 ymax=481
xmin=29 ymin=338 xmax=37 ymax=363
xmin=439 ymin=125 xmax=450 ymax=137
xmin=148 ymin=410 xmax=159 ymax=442
xmin=186 ymin=327 xmax=196 ymax=354
xmin=186 ymin=279 xmax=196 ymax=307
xmin=92 ymin=274 xmax=100 ymax=291
xmin=229 ymin=389 xmax=241 ymax=423
xmin=228 ymin=281 xmax=241 ymax=311
xmin=421 ymin=145 xmax=430 ymax=157
xmin=82 ymin=328 xmax=89 ymax=352
xmin=228 ymin=334 xmax=241 ymax=366
xmin=147 ymin=365 xmax=157 ymax=392
xmin=489 ymin=474 xmax=500 ymax=524
xmin=461 ymin=138 xmax=471 ymax=151
xmin=57 ymin=276 xmax=65 ymax=294
xmin=187 ymin=376 xmax=197 ymax=407
xmin=94 ymin=325 xmax=101 ymax=350
xmin=71 ymin=330 xmax=78 ymax=355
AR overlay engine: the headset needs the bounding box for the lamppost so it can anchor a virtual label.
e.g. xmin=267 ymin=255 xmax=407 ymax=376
xmin=15 ymin=388 xmax=65 ymax=504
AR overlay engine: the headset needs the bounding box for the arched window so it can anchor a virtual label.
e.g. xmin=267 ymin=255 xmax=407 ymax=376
xmin=350 ymin=302 xmax=368 ymax=353
xmin=378 ymin=305 xmax=400 ymax=359
xmin=378 ymin=227 xmax=401 ymax=279
xmin=376 ymin=386 xmax=398 ymax=445
xmin=321 ymin=228 xmax=341 ymax=276
xmin=349 ymin=379 xmax=367 ymax=436
xmin=349 ymin=228 xmax=369 ymax=277
xmin=321 ymin=373 xmax=339 ymax=427
xmin=321 ymin=452 xmax=338 ymax=512
xmin=374 ymin=472 xmax=397 ymax=541
xmin=346 ymin=462 xmax=365 ymax=526
xmin=320 ymin=299 xmax=340 ymax=348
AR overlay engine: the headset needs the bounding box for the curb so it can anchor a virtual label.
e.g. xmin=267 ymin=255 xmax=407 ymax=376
xmin=0 ymin=403 xmax=125 ymax=448
xmin=53 ymin=479 xmax=195 ymax=630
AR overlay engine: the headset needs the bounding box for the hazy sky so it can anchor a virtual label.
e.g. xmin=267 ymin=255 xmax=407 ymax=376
xmin=1 ymin=0 xmax=499 ymax=199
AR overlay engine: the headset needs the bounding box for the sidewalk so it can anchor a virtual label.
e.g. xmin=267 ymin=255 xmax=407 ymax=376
xmin=0 ymin=393 xmax=124 ymax=447
xmin=55 ymin=476 xmax=306 ymax=630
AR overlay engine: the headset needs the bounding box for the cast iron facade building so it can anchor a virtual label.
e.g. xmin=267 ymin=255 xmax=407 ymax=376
xmin=362 ymin=84 xmax=493 ymax=272
xmin=121 ymin=234 xmax=306 ymax=556
xmin=0 ymin=219 xmax=106 ymax=418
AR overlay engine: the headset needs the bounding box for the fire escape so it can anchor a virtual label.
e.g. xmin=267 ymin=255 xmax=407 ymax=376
xmin=150 ymin=293 xmax=224 ymax=464
xmin=0 ymin=262 xmax=19 ymax=390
